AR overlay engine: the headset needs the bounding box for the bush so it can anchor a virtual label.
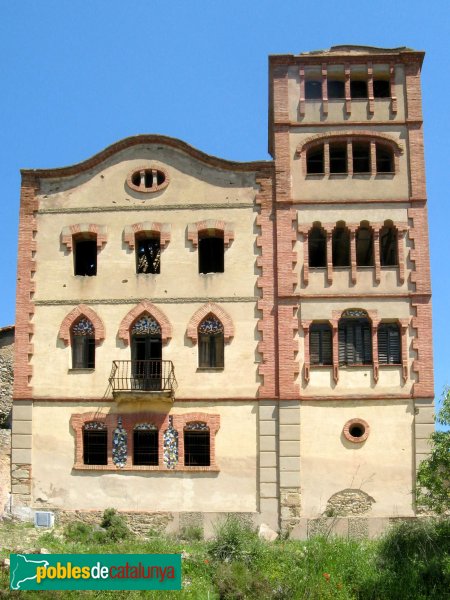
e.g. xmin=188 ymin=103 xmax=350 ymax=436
xmin=208 ymin=516 xmax=264 ymax=566
xmin=213 ymin=561 xmax=273 ymax=600
xmin=63 ymin=509 xmax=131 ymax=545
xmin=99 ymin=508 xmax=131 ymax=542
xmin=179 ymin=524 xmax=203 ymax=541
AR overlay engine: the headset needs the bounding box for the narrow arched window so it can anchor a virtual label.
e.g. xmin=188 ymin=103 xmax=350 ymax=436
xmin=136 ymin=234 xmax=161 ymax=274
xmin=184 ymin=422 xmax=210 ymax=466
xmin=310 ymin=323 xmax=332 ymax=366
xmin=338 ymin=310 xmax=372 ymax=366
xmin=380 ymin=224 xmax=398 ymax=266
xmin=83 ymin=421 xmax=107 ymax=465
xmin=376 ymin=145 xmax=394 ymax=173
xmin=306 ymin=145 xmax=324 ymax=174
xmin=308 ymin=225 xmax=326 ymax=267
xmin=378 ymin=323 xmax=401 ymax=365
xmin=71 ymin=317 xmax=95 ymax=369
xmin=332 ymin=224 xmax=350 ymax=267
xmin=133 ymin=423 xmax=158 ymax=466
xmin=199 ymin=231 xmax=224 ymax=274
xmin=356 ymin=225 xmax=374 ymax=267
xmin=198 ymin=315 xmax=224 ymax=368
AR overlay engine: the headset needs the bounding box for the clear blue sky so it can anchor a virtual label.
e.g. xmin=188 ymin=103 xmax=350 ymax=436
xmin=0 ymin=1 xmax=449 ymax=412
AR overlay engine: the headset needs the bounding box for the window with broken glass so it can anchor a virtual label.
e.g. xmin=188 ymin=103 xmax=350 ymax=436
xmin=136 ymin=236 xmax=161 ymax=274
xmin=71 ymin=318 xmax=95 ymax=369
xmin=198 ymin=316 xmax=224 ymax=368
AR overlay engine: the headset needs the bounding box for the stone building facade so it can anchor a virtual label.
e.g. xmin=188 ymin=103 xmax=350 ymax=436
xmin=11 ymin=46 xmax=434 ymax=536
xmin=0 ymin=326 xmax=14 ymax=429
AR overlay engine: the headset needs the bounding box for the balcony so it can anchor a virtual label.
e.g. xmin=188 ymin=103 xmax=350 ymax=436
xmin=109 ymin=360 xmax=177 ymax=403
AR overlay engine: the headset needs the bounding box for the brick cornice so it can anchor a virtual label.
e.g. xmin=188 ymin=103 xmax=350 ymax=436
xmin=58 ymin=305 xmax=106 ymax=346
xmin=118 ymin=300 xmax=172 ymax=345
xmin=123 ymin=222 xmax=171 ymax=249
xmin=186 ymin=303 xmax=234 ymax=344
xmin=187 ymin=220 xmax=234 ymax=248
xmin=61 ymin=224 xmax=107 ymax=251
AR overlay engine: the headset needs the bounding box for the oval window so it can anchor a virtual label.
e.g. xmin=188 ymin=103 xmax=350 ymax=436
xmin=127 ymin=167 xmax=169 ymax=193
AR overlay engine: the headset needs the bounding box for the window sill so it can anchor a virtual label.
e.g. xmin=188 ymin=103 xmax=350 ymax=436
xmin=305 ymin=173 xmax=325 ymax=179
xmin=196 ymin=367 xmax=224 ymax=372
xmin=73 ymin=463 xmax=219 ymax=473
xmin=339 ymin=364 xmax=373 ymax=368
xmin=68 ymin=368 xmax=95 ymax=374
xmin=310 ymin=364 xmax=333 ymax=368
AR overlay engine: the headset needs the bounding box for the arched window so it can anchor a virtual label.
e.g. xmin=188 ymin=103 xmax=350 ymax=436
xmin=133 ymin=423 xmax=158 ymax=466
xmin=199 ymin=231 xmax=224 ymax=274
xmin=310 ymin=323 xmax=332 ymax=366
xmin=332 ymin=224 xmax=350 ymax=267
xmin=356 ymin=224 xmax=374 ymax=267
xmin=83 ymin=421 xmax=107 ymax=465
xmin=306 ymin=145 xmax=324 ymax=174
xmin=378 ymin=323 xmax=401 ymax=365
xmin=380 ymin=223 xmax=398 ymax=266
xmin=308 ymin=225 xmax=327 ymax=267
xmin=184 ymin=422 xmax=210 ymax=466
xmin=198 ymin=315 xmax=224 ymax=368
xmin=71 ymin=317 xmax=95 ymax=369
xmin=136 ymin=233 xmax=160 ymax=274
xmin=376 ymin=145 xmax=393 ymax=173
xmin=338 ymin=310 xmax=372 ymax=366
xmin=131 ymin=315 xmax=162 ymax=391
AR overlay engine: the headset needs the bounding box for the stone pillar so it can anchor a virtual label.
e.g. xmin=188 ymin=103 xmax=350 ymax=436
xmin=278 ymin=401 xmax=301 ymax=534
xmin=258 ymin=401 xmax=279 ymax=531
xmin=11 ymin=400 xmax=33 ymax=509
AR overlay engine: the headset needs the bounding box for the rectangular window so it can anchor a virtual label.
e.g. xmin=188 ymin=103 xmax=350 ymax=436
xmin=72 ymin=336 xmax=95 ymax=369
xmin=83 ymin=430 xmax=107 ymax=465
xmin=199 ymin=236 xmax=224 ymax=274
xmin=74 ymin=239 xmax=97 ymax=276
xmin=310 ymin=324 xmax=332 ymax=366
xmin=352 ymin=142 xmax=371 ymax=173
xmin=133 ymin=429 xmax=158 ymax=465
xmin=378 ymin=323 xmax=401 ymax=365
xmin=184 ymin=431 xmax=210 ymax=466
xmin=338 ymin=320 xmax=372 ymax=365
xmin=136 ymin=237 xmax=161 ymax=274
xmin=329 ymin=143 xmax=347 ymax=174
xmin=199 ymin=333 xmax=224 ymax=368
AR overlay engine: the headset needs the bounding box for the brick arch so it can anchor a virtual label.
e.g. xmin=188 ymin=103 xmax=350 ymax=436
xmin=186 ymin=303 xmax=234 ymax=344
xmin=61 ymin=224 xmax=107 ymax=251
xmin=187 ymin=220 xmax=234 ymax=248
xmin=118 ymin=300 xmax=172 ymax=345
xmin=58 ymin=305 xmax=106 ymax=346
xmin=123 ymin=222 xmax=171 ymax=249
xmin=296 ymin=130 xmax=403 ymax=156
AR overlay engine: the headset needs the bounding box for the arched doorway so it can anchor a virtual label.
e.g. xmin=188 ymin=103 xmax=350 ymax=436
xmin=131 ymin=315 xmax=162 ymax=390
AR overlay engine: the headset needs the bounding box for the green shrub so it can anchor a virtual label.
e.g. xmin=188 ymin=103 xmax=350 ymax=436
xmin=208 ymin=516 xmax=263 ymax=566
xmin=179 ymin=524 xmax=203 ymax=541
xmin=63 ymin=521 xmax=94 ymax=544
xmin=213 ymin=561 xmax=273 ymax=600
xmin=99 ymin=508 xmax=131 ymax=542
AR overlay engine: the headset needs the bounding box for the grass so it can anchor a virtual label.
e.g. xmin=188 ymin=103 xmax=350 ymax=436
xmin=0 ymin=514 xmax=449 ymax=599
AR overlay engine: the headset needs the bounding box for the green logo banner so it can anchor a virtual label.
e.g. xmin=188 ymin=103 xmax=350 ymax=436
xmin=10 ymin=553 xmax=181 ymax=591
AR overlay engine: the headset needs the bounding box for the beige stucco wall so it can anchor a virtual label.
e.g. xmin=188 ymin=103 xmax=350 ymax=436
xmin=300 ymin=400 xmax=415 ymax=517
xmin=32 ymin=402 xmax=258 ymax=512
xmin=287 ymin=63 xmax=406 ymax=123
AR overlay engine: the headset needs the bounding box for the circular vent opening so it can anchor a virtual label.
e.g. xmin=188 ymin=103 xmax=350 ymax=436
xmin=343 ymin=418 xmax=370 ymax=443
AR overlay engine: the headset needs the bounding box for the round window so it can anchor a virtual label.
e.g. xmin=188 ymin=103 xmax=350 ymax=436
xmin=343 ymin=418 xmax=370 ymax=443
xmin=127 ymin=166 xmax=169 ymax=193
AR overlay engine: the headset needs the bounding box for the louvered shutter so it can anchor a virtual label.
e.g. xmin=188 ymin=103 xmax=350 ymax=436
xmin=322 ymin=327 xmax=332 ymax=365
xmin=362 ymin=321 xmax=372 ymax=364
xmin=338 ymin=323 xmax=347 ymax=365
xmin=310 ymin=328 xmax=321 ymax=365
xmin=354 ymin=323 xmax=363 ymax=364
xmin=378 ymin=325 xmax=389 ymax=364
xmin=388 ymin=324 xmax=400 ymax=364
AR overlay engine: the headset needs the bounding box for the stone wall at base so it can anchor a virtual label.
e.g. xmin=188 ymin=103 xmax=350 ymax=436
xmin=0 ymin=327 xmax=14 ymax=428
xmin=0 ymin=429 xmax=11 ymax=514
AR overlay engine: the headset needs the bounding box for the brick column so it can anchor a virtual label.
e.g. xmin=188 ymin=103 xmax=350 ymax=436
xmin=345 ymin=64 xmax=351 ymax=114
xmin=324 ymin=141 xmax=330 ymax=175
xmin=299 ymin=66 xmax=305 ymax=116
xmin=321 ymin=63 xmax=328 ymax=114
xmin=373 ymin=224 xmax=381 ymax=284
xmin=349 ymin=226 xmax=357 ymax=284
xmin=371 ymin=318 xmax=380 ymax=383
xmin=400 ymin=318 xmax=410 ymax=382
xmin=347 ymin=139 xmax=353 ymax=176
xmin=301 ymin=320 xmax=312 ymax=382
xmin=324 ymin=225 xmax=333 ymax=284
xmin=368 ymin=62 xmax=374 ymax=114
xmin=331 ymin=319 xmax=339 ymax=383
xmin=298 ymin=226 xmax=309 ymax=285
xmin=397 ymin=226 xmax=407 ymax=284
xmin=390 ymin=63 xmax=397 ymax=113
xmin=370 ymin=141 xmax=377 ymax=176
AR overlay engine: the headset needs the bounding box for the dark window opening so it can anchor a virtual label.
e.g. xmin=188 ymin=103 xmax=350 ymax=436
xmin=338 ymin=318 xmax=372 ymax=365
xmin=136 ymin=236 xmax=161 ymax=274
xmin=72 ymin=335 xmax=95 ymax=369
xmin=349 ymin=424 xmax=365 ymax=438
xmin=199 ymin=235 xmax=224 ymax=274
xmin=130 ymin=168 xmax=166 ymax=190
xmin=378 ymin=323 xmax=401 ymax=365
xmin=373 ymin=79 xmax=390 ymax=98
xmin=83 ymin=429 xmax=107 ymax=465
xmin=306 ymin=146 xmax=324 ymax=174
xmin=133 ymin=429 xmax=158 ymax=465
xmin=356 ymin=226 xmax=374 ymax=266
xmin=330 ymin=143 xmax=347 ymax=174
xmin=131 ymin=334 xmax=162 ymax=391
xmin=184 ymin=430 xmax=210 ymax=466
xmin=327 ymin=79 xmax=345 ymax=99
xmin=131 ymin=171 xmax=141 ymax=187
xmin=376 ymin=146 xmax=393 ymax=173
xmin=199 ymin=315 xmax=224 ymax=369
xmin=332 ymin=227 xmax=350 ymax=267
xmin=310 ymin=323 xmax=332 ymax=366
xmin=350 ymin=79 xmax=368 ymax=99
xmin=380 ymin=226 xmax=398 ymax=266
xmin=305 ymin=80 xmax=322 ymax=100
xmin=308 ymin=226 xmax=326 ymax=267
xmin=352 ymin=142 xmax=371 ymax=173
xmin=74 ymin=239 xmax=97 ymax=276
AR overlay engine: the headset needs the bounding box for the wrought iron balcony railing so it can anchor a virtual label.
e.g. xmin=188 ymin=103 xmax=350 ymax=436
xmin=109 ymin=360 xmax=177 ymax=396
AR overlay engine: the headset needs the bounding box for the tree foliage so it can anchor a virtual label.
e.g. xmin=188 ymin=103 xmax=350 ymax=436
xmin=416 ymin=389 xmax=450 ymax=514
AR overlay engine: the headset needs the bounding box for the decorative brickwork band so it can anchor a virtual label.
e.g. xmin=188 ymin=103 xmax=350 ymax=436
xmin=118 ymin=301 xmax=172 ymax=345
xmin=186 ymin=303 xmax=234 ymax=344
xmin=123 ymin=222 xmax=171 ymax=249
xmin=61 ymin=224 xmax=107 ymax=251
xmin=58 ymin=305 xmax=106 ymax=345
xmin=411 ymin=297 xmax=434 ymax=398
xmin=187 ymin=220 xmax=234 ymax=248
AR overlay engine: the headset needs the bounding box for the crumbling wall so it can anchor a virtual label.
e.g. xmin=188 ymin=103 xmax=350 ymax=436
xmin=0 ymin=429 xmax=11 ymax=514
xmin=0 ymin=327 xmax=14 ymax=428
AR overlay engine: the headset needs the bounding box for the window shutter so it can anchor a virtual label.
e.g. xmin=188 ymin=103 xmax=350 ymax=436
xmin=338 ymin=324 xmax=347 ymax=365
xmin=322 ymin=327 xmax=332 ymax=365
xmin=378 ymin=325 xmax=389 ymax=364
xmin=310 ymin=329 xmax=321 ymax=365
xmin=388 ymin=325 xmax=400 ymax=364
xmin=362 ymin=322 xmax=372 ymax=364
xmin=354 ymin=323 xmax=363 ymax=363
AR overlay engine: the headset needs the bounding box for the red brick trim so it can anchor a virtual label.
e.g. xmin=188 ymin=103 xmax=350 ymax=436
xmin=390 ymin=63 xmax=398 ymax=113
xmin=186 ymin=303 xmax=234 ymax=344
xmin=343 ymin=418 xmax=370 ymax=443
xmin=278 ymin=304 xmax=300 ymax=398
xmin=14 ymin=173 xmax=39 ymax=399
xmin=322 ymin=63 xmax=328 ymax=114
xmin=411 ymin=296 xmax=434 ymax=398
xmin=187 ymin=220 xmax=234 ymax=248
xmin=123 ymin=222 xmax=171 ymax=249
xmin=301 ymin=393 xmax=414 ymax=401
xmin=70 ymin=411 xmax=220 ymax=471
xmin=61 ymin=224 xmax=107 ymax=251
xmin=368 ymin=62 xmax=374 ymax=114
xmin=299 ymin=66 xmax=305 ymax=116
xmin=126 ymin=165 xmax=169 ymax=193
xmin=301 ymin=320 xmax=312 ymax=382
xmin=58 ymin=305 xmax=106 ymax=345
xmin=297 ymin=225 xmax=310 ymax=286
xmin=399 ymin=318 xmax=410 ymax=383
xmin=118 ymin=301 xmax=172 ymax=345
xmin=345 ymin=63 xmax=351 ymax=114
xmin=408 ymin=206 xmax=431 ymax=294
